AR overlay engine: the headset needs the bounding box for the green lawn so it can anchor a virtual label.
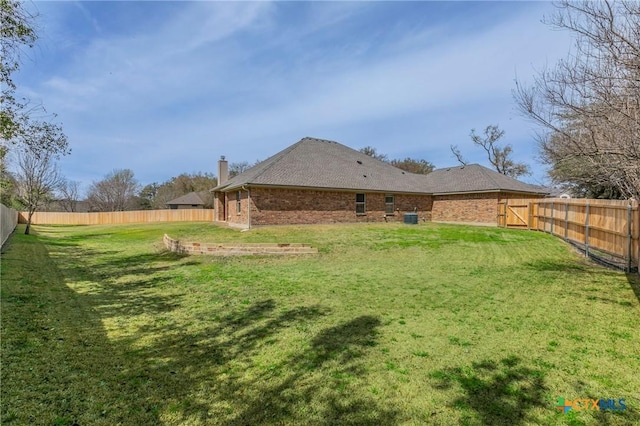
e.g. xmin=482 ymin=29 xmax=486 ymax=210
xmin=1 ymin=222 xmax=638 ymax=425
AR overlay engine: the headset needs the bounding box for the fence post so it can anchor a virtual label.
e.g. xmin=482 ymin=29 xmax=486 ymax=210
xmin=636 ymin=201 xmax=640 ymax=274
xmin=585 ymin=202 xmax=590 ymax=258
xmin=564 ymin=201 xmax=569 ymax=240
xmin=627 ymin=203 xmax=633 ymax=273
xmin=550 ymin=202 xmax=554 ymax=236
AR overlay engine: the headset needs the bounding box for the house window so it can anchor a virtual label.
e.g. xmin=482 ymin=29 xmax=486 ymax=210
xmin=385 ymin=195 xmax=395 ymax=215
xmin=236 ymin=190 xmax=242 ymax=214
xmin=355 ymin=193 xmax=366 ymax=214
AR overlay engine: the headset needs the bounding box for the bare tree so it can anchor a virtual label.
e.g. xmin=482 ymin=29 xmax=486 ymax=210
xmin=469 ymin=125 xmax=531 ymax=178
xmin=58 ymin=178 xmax=81 ymax=212
xmin=87 ymin=169 xmax=139 ymax=212
xmin=514 ymin=0 xmax=640 ymax=198
xmin=449 ymin=145 xmax=468 ymax=166
xmin=15 ymin=147 xmax=62 ymax=234
xmin=228 ymin=161 xmax=253 ymax=179
xmin=448 ymin=126 xmax=529 ymax=177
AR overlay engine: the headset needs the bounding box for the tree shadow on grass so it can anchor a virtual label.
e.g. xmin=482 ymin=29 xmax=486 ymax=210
xmin=524 ymin=258 xmax=640 ymax=307
xmin=523 ymin=258 xmax=592 ymax=273
xmin=2 ymin=238 xmax=164 ymax=424
xmin=45 ymin=241 xmax=193 ymax=318
xmin=304 ymin=315 xmax=381 ymax=369
xmin=431 ymin=356 xmax=547 ymax=425
xmin=626 ymin=272 xmax=640 ymax=304
xmin=220 ymin=315 xmax=397 ymax=426
xmin=123 ymin=301 xmax=397 ymax=425
xmin=2 ymin=233 xmax=398 ymax=425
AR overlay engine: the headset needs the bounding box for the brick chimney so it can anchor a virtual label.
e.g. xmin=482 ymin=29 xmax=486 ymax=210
xmin=218 ymin=156 xmax=228 ymax=186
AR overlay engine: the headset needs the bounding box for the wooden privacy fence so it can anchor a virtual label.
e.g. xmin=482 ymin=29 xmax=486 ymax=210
xmin=499 ymin=198 xmax=639 ymax=272
xmin=1 ymin=203 xmax=19 ymax=247
xmin=18 ymin=209 xmax=215 ymax=225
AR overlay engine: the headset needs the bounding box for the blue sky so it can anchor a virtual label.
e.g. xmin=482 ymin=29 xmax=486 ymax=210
xmin=15 ymin=1 xmax=573 ymax=192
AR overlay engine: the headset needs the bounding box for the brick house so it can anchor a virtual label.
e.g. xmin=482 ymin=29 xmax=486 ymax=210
xmin=166 ymin=191 xmax=210 ymax=209
xmin=212 ymin=137 xmax=547 ymax=228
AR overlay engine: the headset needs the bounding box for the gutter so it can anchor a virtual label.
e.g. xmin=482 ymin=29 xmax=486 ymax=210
xmin=431 ymin=189 xmax=550 ymax=196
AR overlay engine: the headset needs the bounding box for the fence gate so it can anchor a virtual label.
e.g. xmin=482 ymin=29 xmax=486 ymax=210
xmin=498 ymin=201 xmax=530 ymax=228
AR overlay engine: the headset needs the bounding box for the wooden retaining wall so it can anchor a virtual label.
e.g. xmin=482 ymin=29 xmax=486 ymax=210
xmin=18 ymin=209 xmax=215 ymax=225
xmin=163 ymin=234 xmax=318 ymax=256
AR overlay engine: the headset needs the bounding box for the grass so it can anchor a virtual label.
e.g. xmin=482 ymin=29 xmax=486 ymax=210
xmin=1 ymin=221 xmax=639 ymax=425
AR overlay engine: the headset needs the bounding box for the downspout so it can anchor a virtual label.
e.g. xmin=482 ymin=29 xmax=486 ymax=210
xmin=241 ymin=185 xmax=251 ymax=229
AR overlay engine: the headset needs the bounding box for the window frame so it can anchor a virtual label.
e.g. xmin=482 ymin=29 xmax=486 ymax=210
xmin=236 ymin=190 xmax=242 ymax=214
xmin=385 ymin=194 xmax=395 ymax=215
xmin=355 ymin=193 xmax=366 ymax=215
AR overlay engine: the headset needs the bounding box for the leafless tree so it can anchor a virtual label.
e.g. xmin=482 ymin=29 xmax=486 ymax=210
xmin=15 ymin=147 xmax=62 ymax=234
xmin=468 ymin=125 xmax=530 ymax=178
xmin=228 ymin=161 xmax=254 ymax=179
xmin=450 ymin=145 xmax=468 ymax=166
xmin=58 ymin=178 xmax=81 ymax=212
xmin=514 ymin=0 xmax=640 ymax=198
xmin=449 ymin=126 xmax=529 ymax=177
xmin=87 ymin=169 xmax=139 ymax=212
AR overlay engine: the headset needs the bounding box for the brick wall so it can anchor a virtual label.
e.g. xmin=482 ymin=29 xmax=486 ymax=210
xmin=432 ymin=192 xmax=546 ymax=224
xmin=227 ymin=190 xmax=250 ymax=228
xmin=214 ymin=193 xmax=225 ymax=221
xmin=214 ymin=186 xmax=541 ymax=227
xmin=432 ymin=193 xmax=500 ymax=224
xmin=395 ymin=193 xmax=433 ymax=222
xmin=249 ymin=188 xmax=433 ymax=226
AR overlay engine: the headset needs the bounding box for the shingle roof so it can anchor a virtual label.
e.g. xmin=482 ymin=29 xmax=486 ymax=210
xmin=213 ymin=137 xmax=548 ymax=196
xmin=422 ymin=164 xmax=548 ymax=195
xmin=213 ymin=137 xmax=427 ymax=193
xmin=166 ymin=191 xmax=205 ymax=206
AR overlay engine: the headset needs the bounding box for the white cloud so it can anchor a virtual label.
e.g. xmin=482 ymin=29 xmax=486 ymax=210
xmin=20 ymin=1 xmax=573 ymax=187
xmin=38 ymin=2 xmax=272 ymax=112
xmin=168 ymin=3 xmax=571 ymax=152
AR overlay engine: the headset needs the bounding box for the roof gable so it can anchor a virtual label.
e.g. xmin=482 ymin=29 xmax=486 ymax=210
xmin=214 ymin=137 xmax=426 ymax=193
